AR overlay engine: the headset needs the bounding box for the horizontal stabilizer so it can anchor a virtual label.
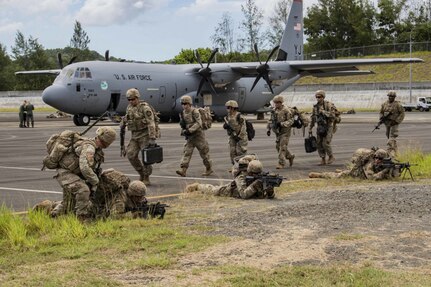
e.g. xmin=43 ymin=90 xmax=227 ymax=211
xmin=15 ymin=69 xmax=61 ymax=76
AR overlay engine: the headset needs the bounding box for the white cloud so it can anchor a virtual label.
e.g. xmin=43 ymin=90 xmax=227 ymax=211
xmin=75 ymin=0 xmax=168 ymax=26
xmin=0 ymin=0 xmax=75 ymax=15
xmin=0 ymin=21 xmax=23 ymax=33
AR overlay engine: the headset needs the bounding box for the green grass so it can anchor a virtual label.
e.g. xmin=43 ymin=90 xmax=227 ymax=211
xmin=206 ymin=264 xmax=431 ymax=287
xmin=0 ymin=107 xmax=56 ymax=112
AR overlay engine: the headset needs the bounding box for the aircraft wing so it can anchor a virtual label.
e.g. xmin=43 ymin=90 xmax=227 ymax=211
xmin=288 ymin=58 xmax=423 ymax=77
xmin=15 ymin=69 xmax=61 ymax=76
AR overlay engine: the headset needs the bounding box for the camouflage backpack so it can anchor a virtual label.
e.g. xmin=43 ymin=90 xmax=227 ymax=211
xmin=194 ymin=106 xmax=213 ymax=130
xmin=42 ymin=130 xmax=88 ymax=170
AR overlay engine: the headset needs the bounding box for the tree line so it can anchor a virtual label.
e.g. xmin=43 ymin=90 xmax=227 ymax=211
xmin=0 ymin=0 xmax=430 ymax=91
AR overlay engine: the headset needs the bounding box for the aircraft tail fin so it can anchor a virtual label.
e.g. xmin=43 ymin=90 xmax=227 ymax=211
xmin=276 ymin=0 xmax=303 ymax=61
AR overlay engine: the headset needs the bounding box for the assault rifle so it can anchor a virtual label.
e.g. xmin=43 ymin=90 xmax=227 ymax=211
xmin=381 ymin=158 xmax=417 ymax=181
xmin=267 ymin=111 xmax=279 ymax=136
xmin=126 ymin=199 xmax=169 ymax=219
xmin=223 ymin=117 xmax=241 ymax=141
xmin=179 ymin=112 xmax=189 ymax=140
xmin=246 ymin=171 xmax=283 ymax=189
xmin=372 ymin=112 xmax=392 ymax=133
xmin=120 ymin=121 xmax=126 ymax=157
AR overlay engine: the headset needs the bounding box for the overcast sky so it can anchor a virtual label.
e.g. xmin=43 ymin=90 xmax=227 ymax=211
xmin=0 ymin=0 xmax=316 ymax=62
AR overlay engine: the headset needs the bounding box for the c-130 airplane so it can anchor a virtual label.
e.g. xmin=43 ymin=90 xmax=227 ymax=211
xmin=17 ymin=0 xmax=423 ymax=126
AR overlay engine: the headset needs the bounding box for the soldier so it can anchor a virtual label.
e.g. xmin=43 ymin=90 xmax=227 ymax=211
xmin=25 ymin=100 xmax=35 ymax=128
xmin=379 ymin=91 xmax=405 ymax=157
xmin=176 ymin=95 xmax=213 ymax=177
xmin=18 ymin=100 xmax=27 ymax=128
xmin=309 ymin=147 xmax=376 ymax=179
xmin=266 ymin=95 xmax=295 ymax=169
xmin=223 ymin=100 xmax=248 ymax=165
xmin=120 ymin=88 xmax=159 ymax=185
xmin=48 ymin=126 xmax=117 ymax=220
xmin=185 ymin=159 xmax=274 ymax=199
xmin=308 ymin=90 xmax=337 ymax=165
xmin=309 ymin=148 xmax=397 ymax=180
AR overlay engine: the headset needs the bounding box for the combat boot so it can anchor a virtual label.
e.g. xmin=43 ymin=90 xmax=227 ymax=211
xmin=276 ymin=164 xmax=285 ymax=169
xmin=288 ymin=154 xmax=295 ymax=167
xmin=202 ymin=167 xmax=214 ymax=176
xmin=308 ymin=172 xmax=321 ymax=178
xmin=142 ymin=175 xmax=151 ymax=186
xmin=327 ymin=155 xmax=335 ymax=164
xmin=318 ymin=157 xmax=326 ymax=166
xmin=176 ymin=167 xmax=187 ymax=177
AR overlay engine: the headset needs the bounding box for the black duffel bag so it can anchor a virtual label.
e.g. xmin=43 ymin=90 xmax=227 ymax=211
xmin=304 ymin=134 xmax=317 ymax=153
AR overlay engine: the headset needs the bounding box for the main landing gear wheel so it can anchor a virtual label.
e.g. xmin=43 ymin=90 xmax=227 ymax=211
xmin=73 ymin=114 xmax=90 ymax=126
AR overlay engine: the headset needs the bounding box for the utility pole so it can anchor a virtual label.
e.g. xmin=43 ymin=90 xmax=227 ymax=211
xmin=409 ymin=31 xmax=412 ymax=103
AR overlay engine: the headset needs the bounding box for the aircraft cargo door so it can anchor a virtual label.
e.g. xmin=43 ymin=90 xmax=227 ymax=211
xmin=238 ymin=87 xmax=246 ymax=109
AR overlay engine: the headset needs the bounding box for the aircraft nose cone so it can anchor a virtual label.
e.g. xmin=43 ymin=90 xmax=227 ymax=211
xmin=42 ymin=85 xmax=68 ymax=111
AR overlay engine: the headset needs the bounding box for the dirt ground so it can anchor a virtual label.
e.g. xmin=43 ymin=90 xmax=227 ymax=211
xmin=115 ymin=180 xmax=431 ymax=285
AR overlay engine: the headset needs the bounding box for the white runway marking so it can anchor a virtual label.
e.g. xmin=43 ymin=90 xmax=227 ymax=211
xmin=0 ymin=186 xmax=62 ymax=194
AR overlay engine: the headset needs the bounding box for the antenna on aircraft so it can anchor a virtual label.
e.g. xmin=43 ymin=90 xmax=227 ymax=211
xmin=194 ymin=48 xmax=219 ymax=97
xmin=250 ymin=44 xmax=280 ymax=94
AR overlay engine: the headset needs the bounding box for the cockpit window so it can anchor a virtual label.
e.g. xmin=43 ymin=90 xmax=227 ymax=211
xmin=74 ymin=67 xmax=92 ymax=79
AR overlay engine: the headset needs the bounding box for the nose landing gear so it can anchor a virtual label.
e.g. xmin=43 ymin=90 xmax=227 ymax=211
xmin=73 ymin=114 xmax=90 ymax=126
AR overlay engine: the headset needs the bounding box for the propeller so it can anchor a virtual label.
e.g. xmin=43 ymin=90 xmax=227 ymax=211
xmin=250 ymin=44 xmax=280 ymax=94
xmin=105 ymin=50 xmax=109 ymax=61
xmin=194 ymin=48 xmax=219 ymax=97
xmin=57 ymin=53 xmax=77 ymax=68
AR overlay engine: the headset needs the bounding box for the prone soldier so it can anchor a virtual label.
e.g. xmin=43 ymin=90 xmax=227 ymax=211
xmin=185 ymin=159 xmax=277 ymax=199
xmin=266 ymin=95 xmax=295 ymax=169
xmin=223 ymin=100 xmax=248 ymax=165
xmin=176 ymin=95 xmax=213 ymax=177
xmin=120 ymin=88 xmax=159 ymax=185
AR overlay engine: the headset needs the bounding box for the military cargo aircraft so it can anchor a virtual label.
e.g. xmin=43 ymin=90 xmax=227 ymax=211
xmin=16 ymin=0 xmax=423 ymax=126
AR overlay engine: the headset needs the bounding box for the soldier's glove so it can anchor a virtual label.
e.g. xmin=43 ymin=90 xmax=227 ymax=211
xmin=120 ymin=145 xmax=126 ymax=157
xmin=183 ymin=129 xmax=192 ymax=136
xmin=147 ymin=138 xmax=156 ymax=147
xmin=276 ymin=122 xmax=282 ymax=129
xmin=223 ymin=123 xmax=229 ymax=130
xmin=266 ymin=130 xmax=271 ymax=137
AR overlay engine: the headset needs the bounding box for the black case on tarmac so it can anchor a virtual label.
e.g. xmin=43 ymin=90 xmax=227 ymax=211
xmin=142 ymin=145 xmax=163 ymax=164
xmin=304 ymin=135 xmax=317 ymax=153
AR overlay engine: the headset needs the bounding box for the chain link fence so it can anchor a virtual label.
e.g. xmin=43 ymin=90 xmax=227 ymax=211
xmin=304 ymin=41 xmax=431 ymax=60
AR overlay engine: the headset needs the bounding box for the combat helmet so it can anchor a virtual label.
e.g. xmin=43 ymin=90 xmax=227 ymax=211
xmin=96 ymin=126 xmax=117 ymax=147
xmin=126 ymin=88 xmax=140 ymax=99
xmin=127 ymin=180 xmax=147 ymax=197
xmin=387 ymin=90 xmax=397 ymax=97
xmin=273 ymin=95 xmax=284 ymax=103
xmin=181 ymin=95 xmax=192 ymax=105
xmin=315 ymin=90 xmax=326 ymax=98
xmin=374 ymin=149 xmax=388 ymax=159
xmin=247 ymin=160 xmax=263 ymax=174
xmin=225 ymin=100 xmax=239 ymax=108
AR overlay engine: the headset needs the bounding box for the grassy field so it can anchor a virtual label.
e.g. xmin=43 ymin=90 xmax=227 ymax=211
xmin=1 ymin=149 xmax=430 ymax=286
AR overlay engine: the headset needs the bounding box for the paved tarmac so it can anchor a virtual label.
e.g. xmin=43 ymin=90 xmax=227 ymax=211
xmin=1 ymin=112 xmax=430 ymax=212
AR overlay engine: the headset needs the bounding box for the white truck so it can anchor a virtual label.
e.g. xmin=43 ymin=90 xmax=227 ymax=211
xmin=402 ymin=96 xmax=431 ymax=112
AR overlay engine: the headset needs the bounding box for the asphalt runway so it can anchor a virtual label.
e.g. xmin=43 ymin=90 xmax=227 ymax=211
xmin=1 ymin=112 xmax=430 ymax=212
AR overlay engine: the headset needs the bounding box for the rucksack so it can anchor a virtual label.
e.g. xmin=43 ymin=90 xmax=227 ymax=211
xmin=42 ymin=130 xmax=87 ymax=170
xmin=194 ymin=106 xmax=213 ymax=130
xmin=333 ymin=108 xmax=341 ymax=134
xmin=245 ymin=120 xmax=255 ymax=141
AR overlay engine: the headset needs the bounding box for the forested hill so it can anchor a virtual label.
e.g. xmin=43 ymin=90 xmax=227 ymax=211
xmin=296 ymin=51 xmax=430 ymax=85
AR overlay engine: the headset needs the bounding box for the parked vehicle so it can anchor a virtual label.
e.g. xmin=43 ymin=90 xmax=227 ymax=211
xmin=402 ymin=96 xmax=431 ymax=112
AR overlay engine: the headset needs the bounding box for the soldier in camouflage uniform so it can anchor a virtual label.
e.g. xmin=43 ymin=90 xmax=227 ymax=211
xmin=185 ymin=160 xmax=274 ymax=199
xmin=120 ymin=88 xmax=159 ymax=185
xmin=223 ymin=100 xmax=248 ymax=165
xmin=379 ymin=91 xmax=405 ymax=157
xmin=33 ymin=169 xmax=147 ymax=219
xmin=50 ymin=126 xmax=116 ymax=220
xmin=176 ymin=95 xmax=213 ymax=177
xmin=266 ymin=95 xmax=295 ymax=169
xmin=309 ymin=148 xmax=397 ymax=180
xmin=308 ymin=90 xmax=337 ymax=165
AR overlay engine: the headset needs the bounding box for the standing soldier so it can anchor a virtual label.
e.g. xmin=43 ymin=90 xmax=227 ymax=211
xmin=223 ymin=100 xmax=248 ymax=165
xmin=25 ymin=100 xmax=35 ymax=128
xmin=308 ymin=90 xmax=337 ymax=165
xmin=176 ymin=95 xmax=213 ymax=177
xmin=45 ymin=127 xmax=117 ymax=220
xmin=120 ymin=88 xmax=159 ymax=185
xmin=266 ymin=95 xmax=295 ymax=169
xmin=18 ymin=100 xmax=26 ymax=128
xmin=379 ymin=91 xmax=405 ymax=157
